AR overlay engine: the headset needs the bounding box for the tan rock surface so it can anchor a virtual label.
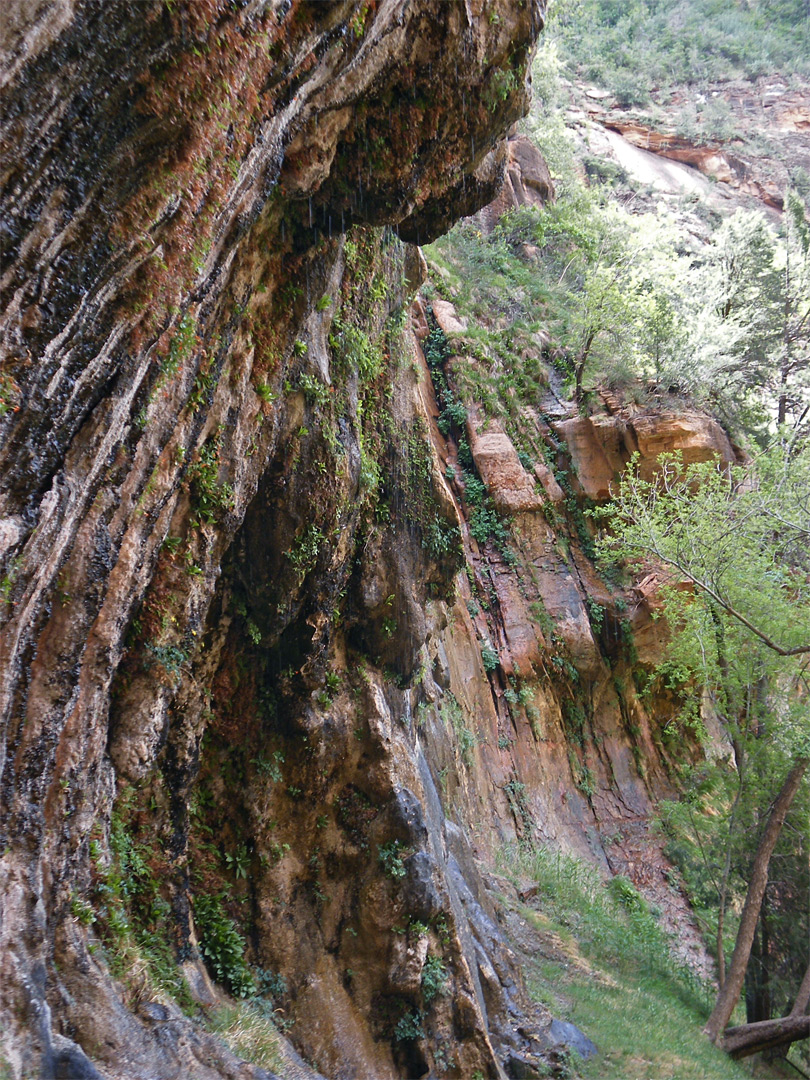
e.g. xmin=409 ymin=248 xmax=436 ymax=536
xmin=552 ymin=415 xmax=621 ymax=501
xmin=479 ymin=133 xmax=554 ymax=230
xmin=468 ymin=418 xmax=545 ymax=513
xmin=630 ymin=413 xmax=737 ymax=477
xmin=554 ymin=410 xmax=739 ymax=500
xmin=432 ymin=298 xmax=467 ymax=336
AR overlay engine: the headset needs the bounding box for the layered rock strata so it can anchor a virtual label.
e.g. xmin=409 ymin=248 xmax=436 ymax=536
xmin=0 ymin=4 xmax=731 ymax=1078
xmin=0 ymin=2 xmax=545 ymax=1076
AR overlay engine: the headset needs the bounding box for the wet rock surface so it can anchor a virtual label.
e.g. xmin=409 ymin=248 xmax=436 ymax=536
xmin=0 ymin=2 xmax=728 ymax=1078
xmin=0 ymin=1 xmax=549 ymax=1077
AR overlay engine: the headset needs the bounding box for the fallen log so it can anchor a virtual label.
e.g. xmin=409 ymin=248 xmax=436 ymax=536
xmin=721 ymin=1014 xmax=810 ymax=1059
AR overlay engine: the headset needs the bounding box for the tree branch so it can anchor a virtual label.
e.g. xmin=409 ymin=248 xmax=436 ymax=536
xmin=634 ymin=541 xmax=810 ymax=656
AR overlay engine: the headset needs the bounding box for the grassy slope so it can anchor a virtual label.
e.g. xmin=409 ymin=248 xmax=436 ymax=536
xmin=499 ymin=846 xmax=753 ymax=1080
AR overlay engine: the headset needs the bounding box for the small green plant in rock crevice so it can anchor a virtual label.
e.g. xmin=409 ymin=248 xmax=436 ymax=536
xmin=394 ymin=1008 xmax=425 ymax=1042
xmin=421 ymin=954 xmax=449 ymax=1005
xmin=188 ymin=435 xmax=235 ymax=525
xmin=286 ymin=523 xmax=325 ymax=578
xmin=480 ymin=642 xmax=500 ymax=672
xmin=439 ymin=692 xmax=477 ymax=765
xmin=223 ymin=842 xmax=251 ymax=880
xmin=504 ymin=779 xmax=532 ymax=832
xmin=193 ymin=892 xmax=255 ymax=998
xmin=378 ymin=840 xmax=408 ymax=880
xmin=155 ymin=310 xmax=197 ymax=397
xmin=402 ymin=416 xmax=462 ymax=568
xmin=90 ymin=805 xmax=194 ymax=1011
xmin=297 ymin=371 xmax=331 ymax=408
xmin=460 ymin=467 xmax=515 ymax=563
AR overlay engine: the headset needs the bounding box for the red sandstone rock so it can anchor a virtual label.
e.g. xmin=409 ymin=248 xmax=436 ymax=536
xmin=553 ymin=411 xmax=739 ymax=501
xmin=479 ymin=134 xmax=554 ymax=231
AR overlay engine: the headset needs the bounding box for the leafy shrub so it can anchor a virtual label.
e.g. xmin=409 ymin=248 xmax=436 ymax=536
xmin=421 ymin=955 xmax=449 ymax=1005
xmin=286 ymin=524 xmax=324 ymax=575
xmin=608 ymin=875 xmax=645 ymax=912
xmin=611 ymin=69 xmax=651 ymax=107
xmin=298 ymin=372 xmax=331 ymax=408
xmin=193 ymin=893 xmax=255 ymax=998
xmin=378 ymin=841 xmax=407 ymax=880
xmin=462 ymin=472 xmax=487 ymax=507
xmin=424 ymin=516 xmax=460 ymax=559
xmin=437 ymin=398 xmax=468 ymax=434
xmin=481 ymin=643 xmax=500 ymax=672
xmin=188 ymin=439 xmax=235 ymax=524
xmin=469 ymin=505 xmax=509 ymax=547
xmin=424 ymin=325 xmax=448 ymax=370
xmin=255 ymin=968 xmax=287 ymax=1001
xmin=394 ymin=1008 xmax=425 ymax=1042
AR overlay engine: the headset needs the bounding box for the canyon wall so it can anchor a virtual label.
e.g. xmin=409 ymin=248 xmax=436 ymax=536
xmin=0 ymin=4 xmax=724 ymax=1079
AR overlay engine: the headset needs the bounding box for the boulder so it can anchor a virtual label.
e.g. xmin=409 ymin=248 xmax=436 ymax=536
xmin=432 ymin=298 xmax=467 ymax=336
xmin=467 ymin=420 xmax=545 ymax=514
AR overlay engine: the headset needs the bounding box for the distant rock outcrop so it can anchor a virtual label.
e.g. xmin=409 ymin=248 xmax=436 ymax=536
xmin=478 ymin=133 xmax=555 ymax=230
xmin=553 ymin=411 xmax=740 ymax=501
xmin=581 ymin=76 xmax=810 ymax=213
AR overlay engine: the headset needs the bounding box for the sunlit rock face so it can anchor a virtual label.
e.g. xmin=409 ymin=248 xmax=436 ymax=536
xmin=583 ymin=77 xmax=810 ymax=211
xmin=552 ymin=411 xmax=739 ymax=501
xmin=0 ymin=1 xmax=546 ymax=1076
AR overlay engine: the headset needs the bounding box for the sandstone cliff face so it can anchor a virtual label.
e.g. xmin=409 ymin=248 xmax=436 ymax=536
xmin=0 ymin=4 xmax=724 ymax=1079
xmin=0 ymin=2 xmax=544 ymax=1076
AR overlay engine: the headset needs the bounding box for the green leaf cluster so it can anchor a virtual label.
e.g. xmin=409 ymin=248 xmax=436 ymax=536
xmin=193 ymin=892 xmax=255 ymax=998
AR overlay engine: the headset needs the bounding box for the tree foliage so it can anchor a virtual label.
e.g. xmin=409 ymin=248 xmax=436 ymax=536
xmin=597 ymin=446 xmax=810 ymax=1053
xmin=550 ymin=0 xmax=810 ymax=91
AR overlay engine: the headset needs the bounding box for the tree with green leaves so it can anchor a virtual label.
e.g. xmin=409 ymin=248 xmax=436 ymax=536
xmin=776 ymin=193 xmax=810 ymax=433
xmin=598 ymin=445 xmax=810 ymax=1058
xmin=690 ymin=201 xmax=810 ymax=442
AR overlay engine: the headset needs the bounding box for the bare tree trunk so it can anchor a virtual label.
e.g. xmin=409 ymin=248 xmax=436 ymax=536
xmin=778 ymin=362 xmax=789 ymax=428
xmin=704 ymin=757 xmax=809 ymax=1044
xmin=720 ymin=958 xmax=810 ymax=1058
xmin=574 ymin=328 xmax=596 ymax=405
xmin=716 ymin=751 xmax=745 ymax=990
xmin=746 ymin=892 xmax=774 ymax=1025
xmin=789 ymin=959 xmax=810 ymax=1018
xmin=717 ymin=903 xmax=726 ymax=989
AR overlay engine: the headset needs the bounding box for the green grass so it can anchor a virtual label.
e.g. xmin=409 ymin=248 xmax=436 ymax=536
xmin=500 ymin=844 xmax=752 ymax=1080
xmin=207 ymin=1001 xmax=284 ymax=1073
xmin=562 ymin=976 xmax=747 ymax=1080
xmin=423 ymin=212 xmax=559 ymax=442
